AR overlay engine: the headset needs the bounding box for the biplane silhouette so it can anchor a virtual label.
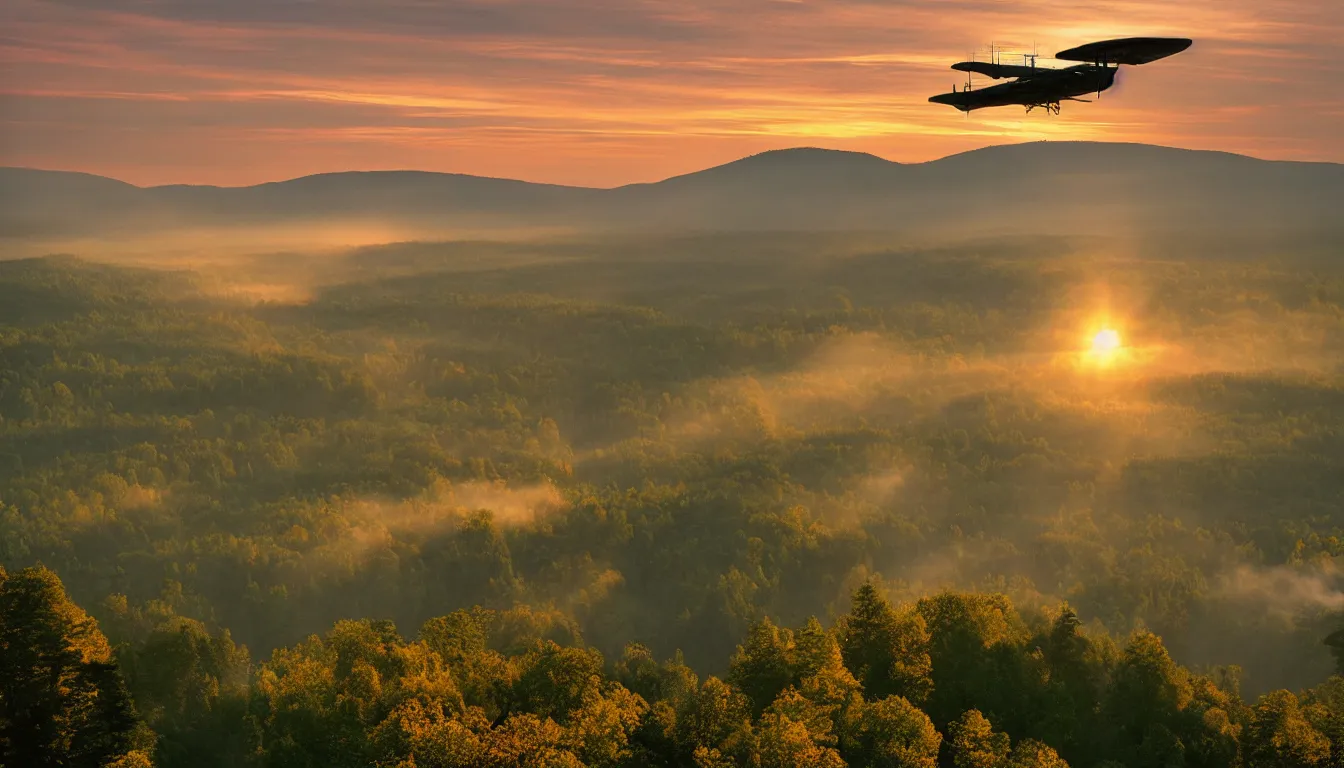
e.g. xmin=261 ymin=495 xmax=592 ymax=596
xmin=929 ymin=37 xmax=1192 ymax=115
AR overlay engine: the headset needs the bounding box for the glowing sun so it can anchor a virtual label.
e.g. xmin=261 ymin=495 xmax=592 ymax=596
xmin=1092 ymin=329 xmax=1122 ymax=354
xmin=1081 ymin=327 xmax=1125 ymax=369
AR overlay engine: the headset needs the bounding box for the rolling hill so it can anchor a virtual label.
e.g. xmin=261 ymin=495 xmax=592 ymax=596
xmin=2 ymin=142 xmax=1341 ymax=243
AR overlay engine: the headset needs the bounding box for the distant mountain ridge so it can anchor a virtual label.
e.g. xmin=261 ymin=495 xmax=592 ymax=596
xmin=3 ymin=142 xmax=1341 ymax=241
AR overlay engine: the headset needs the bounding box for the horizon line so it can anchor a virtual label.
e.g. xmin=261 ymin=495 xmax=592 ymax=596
xmin=3 ymin=139 xmax=1336 ymax=191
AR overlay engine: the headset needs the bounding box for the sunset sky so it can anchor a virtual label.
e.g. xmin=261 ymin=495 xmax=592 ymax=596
xmin=2 ymin=0 xmax=1340 ymax=187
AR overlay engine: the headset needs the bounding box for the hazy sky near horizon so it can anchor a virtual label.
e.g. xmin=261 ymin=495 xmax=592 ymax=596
xmin=2 ymin=0 xmax=1340 ymax=187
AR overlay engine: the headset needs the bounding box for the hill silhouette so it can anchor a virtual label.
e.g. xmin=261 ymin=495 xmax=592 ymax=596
xmin=3 ymin=141 xmax=1341 ymax=242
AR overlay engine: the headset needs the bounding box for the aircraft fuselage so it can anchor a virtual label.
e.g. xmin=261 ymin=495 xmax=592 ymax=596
xmin=929 ymin=65 xmax=1118 ymax=113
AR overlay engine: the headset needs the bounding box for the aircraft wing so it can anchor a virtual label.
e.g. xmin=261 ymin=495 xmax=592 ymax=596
xmin=931 ymin=77 xmax=1051 ymax=111
xmin=951 ymin=62 xmax=1048 ymax=80
xmin=1054 ymin=37 xmax=1192 ymax=65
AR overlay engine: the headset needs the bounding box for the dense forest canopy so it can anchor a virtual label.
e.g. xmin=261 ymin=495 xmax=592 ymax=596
xmin=2 ymin=231 xmax=1343 ymax=766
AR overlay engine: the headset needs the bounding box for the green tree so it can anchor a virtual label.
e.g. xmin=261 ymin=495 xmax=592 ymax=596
xmin=675 ymin=676 xmax=753 ymax=757
xmin=948 ymin=709 xmax=1011 ymax=768
xmin=1005 ymin=739 xmax=1070 ymax=768
xmin=798 ymin=632 xmax=863 ymax=736
xmin=795 ymin=617 xmax=836 ymax=680
xmin=1183 ymin=670 xmax=1246 ymax=768
xmin=1034 ymin=607 xmax=1099 ymax=758
xmin=481 ymin=713 xmax=585 ymax=768
xmin=370 ymin=699 xmax=490 ymax=768
xmin=843 ymin=695 xmax=942 ymax=768
xmin=915 ymin=592 xmax=1026 ymax=728
xmin=838 ymin=583 xmax=933 ymax=705
xmin=249 ymin=618 xmax=464 ymax=768
xmin=509 ymin=641 xmax=606 ymax=722
xmin=419 ymin=609 xmax=513 ymax=718
xmin=1302 ymin=675 xmax=1344 ymax=767
xmin=120 ymin=616 xmax=251 ymax=767
xmin=754 ymin=710 xmax=846 ymax=768
xmin=728 ymin=617 xmax=796 ymax=716
xmin=1101 ymin=630 xmax=1194 ymax=760
xmin=560 ymin=683 xmax=647 ymax=768
xmin=1246 ymin=690 xmax=1329 ymax=768
xmin=615 ymin=644 xmax=665 ymax=703
xmin=0 ymin=566 xmax=140 ymax=768
xmin=617 ymin=647 xmax=699 ymax=768
xmin=767 ymin=686 xmax=841 ymax=748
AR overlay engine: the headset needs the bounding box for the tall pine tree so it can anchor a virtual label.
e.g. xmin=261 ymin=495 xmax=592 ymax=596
xmin=0 ymin=566 xmax=139 ymax=767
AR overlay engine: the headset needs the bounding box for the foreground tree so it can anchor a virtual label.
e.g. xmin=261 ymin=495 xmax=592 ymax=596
xmin=1246 ymin=689 xmax=1329 ymax=768
xmin=119 ymin=617 xmax=252 ymax=768
xmin=948 ymin=709 xmax=1011 ymax=768
xmin=1005 ymin=739 xmax=1070 ymax=768
xmin=842 ymin=695 xmax=941 ymax=768
xmin=0 ymin=566 xmax=140 ymax=767
xmin=728 ymin=618 xmax=797 ymax=717
xmin=837 ymin=583 xmax=933 ymax=706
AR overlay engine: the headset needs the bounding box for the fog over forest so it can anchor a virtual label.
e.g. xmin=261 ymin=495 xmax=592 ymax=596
xmin=3 ymin=142 xmax=1344 ymax=767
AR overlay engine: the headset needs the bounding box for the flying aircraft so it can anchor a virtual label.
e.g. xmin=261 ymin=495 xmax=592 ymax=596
xmin=929 ymin=37 xmax=1192 ymax=115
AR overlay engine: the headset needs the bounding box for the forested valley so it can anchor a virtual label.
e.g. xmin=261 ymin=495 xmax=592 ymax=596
xmin=3 ymin=233 xmax=1344 ymax=767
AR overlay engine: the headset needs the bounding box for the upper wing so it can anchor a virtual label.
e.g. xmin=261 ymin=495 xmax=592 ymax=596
xmin=1054 ymin=37 xmax=1192 ymax=65
xmin=951 ymin=61 xmax=1048 ymax=80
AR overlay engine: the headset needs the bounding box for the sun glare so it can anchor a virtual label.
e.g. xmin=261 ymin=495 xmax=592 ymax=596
xmin=1082 ymin=327 xmax=1124 ymax=368
xmin=1092 ymin=329 xmax=1121 ymax=354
